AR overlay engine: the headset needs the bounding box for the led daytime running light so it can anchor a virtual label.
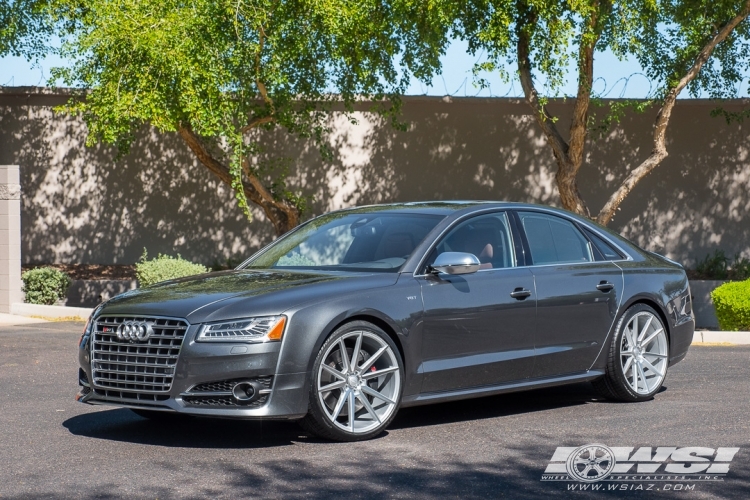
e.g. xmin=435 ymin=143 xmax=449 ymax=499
xmin=197 ymin=316 xmax=286 ymax=343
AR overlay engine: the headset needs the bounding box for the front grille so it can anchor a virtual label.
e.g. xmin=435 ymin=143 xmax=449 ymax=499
xmin=91 ymin=316 xmax=188 ymax=398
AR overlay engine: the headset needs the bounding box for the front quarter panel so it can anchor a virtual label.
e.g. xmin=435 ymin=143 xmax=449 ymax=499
xmin=274 ymin=273 xmax=425 ymax=413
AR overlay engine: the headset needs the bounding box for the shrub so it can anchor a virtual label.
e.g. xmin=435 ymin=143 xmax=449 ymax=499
xmin=729 ymin=254 xmax=750 ymax=281
xmin=692 ymin=250 xmax=750 ymax=280
xmin=711 ymin=280 xmax=750 ymax=331
xmin=695 ymin=250 xmax=728 ymax=280
xmin=136 ymin=250 xmax=209 ymax=286
xmin=21 ymin=267 xmax=71 ymax=305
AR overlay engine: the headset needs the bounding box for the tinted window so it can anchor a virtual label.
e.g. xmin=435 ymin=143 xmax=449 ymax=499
xmin=584 ymin=228 xmax=624 ymax=261
xmin=518 ymin=212 xmax=592 ymax=265
xmin=245 ymin=212 xmax=444 ymax=272
xmin=424 ymin=212 xmax=515 ymax=271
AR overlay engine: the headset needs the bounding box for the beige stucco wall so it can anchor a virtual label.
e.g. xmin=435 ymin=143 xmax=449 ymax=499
xmin=0 ymin=88 xmax=748 ymax=267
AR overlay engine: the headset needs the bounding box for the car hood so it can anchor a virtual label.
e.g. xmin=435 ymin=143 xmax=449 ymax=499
xmin=98 ymin=269 xmax=399 ymax=323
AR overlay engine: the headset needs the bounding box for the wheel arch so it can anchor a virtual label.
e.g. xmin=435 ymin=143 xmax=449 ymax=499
xmin=592 ymin=294 xmax=672 ymax=371
xmin=620 ymin=296 xmax=672 ymax=348
xmin=301 ymin=310 xmax=407 ymax=375
xmin=325 ymin=314 xmax=406 ymax=364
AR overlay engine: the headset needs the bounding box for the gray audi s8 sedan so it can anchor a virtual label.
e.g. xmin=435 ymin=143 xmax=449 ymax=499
xmin=77 ymin=202 xmax=694 ymax=441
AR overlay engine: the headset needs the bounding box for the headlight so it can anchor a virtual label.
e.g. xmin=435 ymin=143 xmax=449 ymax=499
xmin=196 ymin=315 xmax=286 ymax=343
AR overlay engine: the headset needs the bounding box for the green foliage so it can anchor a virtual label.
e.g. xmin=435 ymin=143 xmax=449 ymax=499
xmin=0 ymin=0 xmax=53 ymax=59
xmin=711 ymin=279 xmax=750 ymax=331
xmin=458 ymin=0 xmax=750 ymax=100
xmin=136 ymin=249 xmax=209 ymax=286
xmin=51 ymin=0 xmax=450 ymax=225
xmin=696 ymin=249 xmax=729 ymax=280
xmin=21 ymin=267 xmax=71 ymax=305
xmin=729 ymin=254 xmax=750 ymax=280
xmin=634 ymin=0 xmax=750 ymax=100
xmin=693 ymin=250 xmax=750 ymax=280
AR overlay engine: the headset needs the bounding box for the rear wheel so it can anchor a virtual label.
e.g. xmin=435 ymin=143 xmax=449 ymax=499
xmin=594 ymin=304 xmax=669 ymax=402
xmin=301 ymin=321 xmax=403 ymax=441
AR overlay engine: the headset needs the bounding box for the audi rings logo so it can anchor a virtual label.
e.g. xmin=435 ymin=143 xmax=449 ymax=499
xmin=116 ymin=321 xmax=155 ymax=341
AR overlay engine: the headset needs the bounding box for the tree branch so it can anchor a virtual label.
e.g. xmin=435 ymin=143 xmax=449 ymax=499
xmin=596 ymin=0 xmax=750 ymax=225
xmin=516 ymin=18 xmax=569 ymax=163
xmin=255 ymin=26 xmax=275 ymax=115
xmin=178 ymin=125 xmax=299 ymax=234
xmin=567 ymin=3 xmax=602 ymax=172
xmin=517 ymin=6 xmax=594 ymax=217
xmin=240 ymin=115 xmax=274 ymax=133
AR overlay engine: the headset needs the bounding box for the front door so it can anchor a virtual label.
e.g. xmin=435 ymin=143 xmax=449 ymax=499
xmin=418 ymin=212 xmax=537 ymax=393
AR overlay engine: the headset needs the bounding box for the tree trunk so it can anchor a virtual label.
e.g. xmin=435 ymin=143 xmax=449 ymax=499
xmin=516 ymin=4 xmax=601 ymax=218
xmin=178 ymin=126 xmax=300 ymax=236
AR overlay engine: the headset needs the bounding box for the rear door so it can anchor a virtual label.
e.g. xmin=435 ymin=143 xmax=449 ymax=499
xmin=514 ymin=210 xmax=624 ymax=379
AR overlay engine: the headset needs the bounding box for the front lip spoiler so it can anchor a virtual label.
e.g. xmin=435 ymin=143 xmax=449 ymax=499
xmin=77 ymin=397 xmax=305 ymax=420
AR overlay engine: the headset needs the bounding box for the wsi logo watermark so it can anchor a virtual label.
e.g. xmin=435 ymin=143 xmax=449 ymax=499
xmin=541 ymin=444 xmax=739 ymax=490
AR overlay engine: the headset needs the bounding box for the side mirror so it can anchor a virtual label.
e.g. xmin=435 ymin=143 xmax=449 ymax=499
xmin=429 ymin=252 xmax=481 ymax=275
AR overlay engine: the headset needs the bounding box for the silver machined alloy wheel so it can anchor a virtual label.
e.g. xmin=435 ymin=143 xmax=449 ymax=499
xmin=620 ymin=311 xmax=668 ymax=395
xmin=593 ymin=303 xmax=670 ymax=402
xmin=302 ymin=321 xmax=403 ymax=441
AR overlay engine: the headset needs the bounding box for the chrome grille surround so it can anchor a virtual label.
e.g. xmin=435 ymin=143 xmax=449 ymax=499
xmin=91 ymin=315 xmax=188 ymax=401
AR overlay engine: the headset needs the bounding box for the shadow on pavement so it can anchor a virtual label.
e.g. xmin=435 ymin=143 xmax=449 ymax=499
xmin=63 ymin=408 xmax=307 ymax=449
xmin=392 ymin=381 xmax=601 ymax=430
xmin=62 ymin=381 xmax=610 ymax=448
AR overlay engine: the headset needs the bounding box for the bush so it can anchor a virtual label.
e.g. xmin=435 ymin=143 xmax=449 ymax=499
xmin=135 ymin=250 xmax=209 ymax=286
xmin=711 ymin=280 xmax=750 ymax=331
xmin=21 ymin=267 xmax=71 ymax=305
xmin=730 ymin=254 xmax=750 ymax=281
xmin=695 ymin=250 xmax=728 ymax=280
xmin=692 ymin=250 xmax=750 ymax=280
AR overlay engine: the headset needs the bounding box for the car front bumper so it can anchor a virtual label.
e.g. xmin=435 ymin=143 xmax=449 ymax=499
xmin=76 ymin=322 xmax=309 ymax=419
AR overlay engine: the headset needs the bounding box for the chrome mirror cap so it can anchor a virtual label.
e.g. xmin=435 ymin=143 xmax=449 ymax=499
xmin=430 ymin=252 xmax=481 ymax=275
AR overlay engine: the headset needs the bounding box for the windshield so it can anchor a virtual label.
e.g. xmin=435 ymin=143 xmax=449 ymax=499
xmin=242 ymin=212 xmax=445 ymax=272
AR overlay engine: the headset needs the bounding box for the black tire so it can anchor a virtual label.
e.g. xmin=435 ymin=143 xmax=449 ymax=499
xmin=300 ymin=321 xmax=404 ymax=442
xmin=593 ymin=303 xmax=670 ymax=402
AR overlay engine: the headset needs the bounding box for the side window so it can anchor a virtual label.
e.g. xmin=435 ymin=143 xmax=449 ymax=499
xmin=583 ymin=228 xmax=624 ymax=261
xmin=518 ymin=212 xmax=593 ymax=265
xmin=424 ymin=212 xmax=516 ymax=271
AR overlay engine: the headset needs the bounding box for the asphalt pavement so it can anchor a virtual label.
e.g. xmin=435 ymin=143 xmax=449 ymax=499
xmin=1 ymin=322 xmax=748 ymax=499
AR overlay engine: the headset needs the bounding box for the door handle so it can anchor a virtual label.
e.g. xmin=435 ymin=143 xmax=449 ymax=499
xmin=510 ymin=288 xmax=532 ymax=300
xmin=596 ymin=281 xmax=615 ymax=292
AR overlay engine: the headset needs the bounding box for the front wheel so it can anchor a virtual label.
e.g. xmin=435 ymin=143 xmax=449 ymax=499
xmin=593 ymin=304 xmax=670 ymax=401
xmin=301 ymin=321 xmax=404 ymax=441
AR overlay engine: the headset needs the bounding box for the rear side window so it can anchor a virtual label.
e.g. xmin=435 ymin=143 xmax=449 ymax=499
xmin=584 ymin=228 xmax=624 ymax=261
xmin=518 ymin=212 xmax=593 ymax=265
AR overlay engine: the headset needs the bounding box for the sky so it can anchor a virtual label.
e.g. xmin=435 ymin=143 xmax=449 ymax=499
xmin=0 ymin=38 xmax=683 ymax=99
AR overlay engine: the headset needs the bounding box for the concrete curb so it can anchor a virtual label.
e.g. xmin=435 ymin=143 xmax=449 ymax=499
xmin=11 ymin=302 xmax=93 ymax=319
xmin=0 ymin=313 xmax=49 ymax=326
xmin=692 ymin=330 xmax=750 ymax=345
